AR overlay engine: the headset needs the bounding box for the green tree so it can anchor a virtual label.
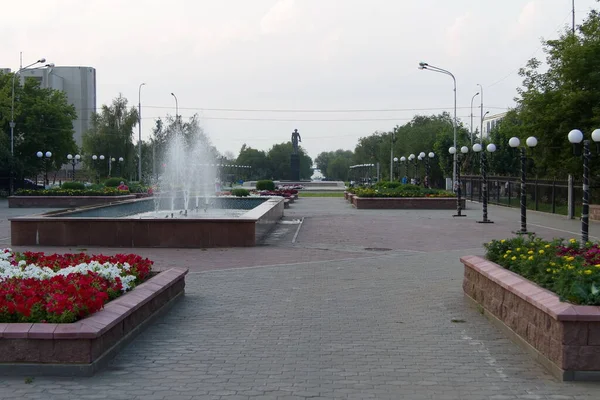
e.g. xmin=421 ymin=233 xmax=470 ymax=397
xmin=266 ymin=142 xmax=312 ymax=180
xmin=510 ymin=6 xmax=600 ymax=178
xmin=0 ymin=72 xmax=77 ymax=181
xmin=81 ymin=95 xmax=138 ymax=179
xmin=314 ymin=149 xmax=354 ymax=180
xmin=236 ymin=144 xmax=271 ymax=180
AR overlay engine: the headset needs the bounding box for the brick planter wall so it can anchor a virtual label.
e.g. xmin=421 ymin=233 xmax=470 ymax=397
xmin=461 ymin=255 xmax=600 ymax=381
xmin=0 ymin=267 xmax=188 ymax=376
xmin=591 ymin=205 xmax=600 ymax=221
xmin=8 ymin=195 xmax=136 ymax=208
xmin=351 ymin=196 xmax=464 ymax=210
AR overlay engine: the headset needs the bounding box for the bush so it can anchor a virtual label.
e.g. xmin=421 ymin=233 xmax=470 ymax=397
xmin=104 ymin=177 xmax=126 ymax=187
xmin=15 ymin=188 xmax=128 ymax=197
xmin=128 ymin=183 xmax=150 ymax=194
xmin=485 ymin=235 xmax=600 ymax=305
xmin=61 ymin=181 xmax=86 ymax=190
xmin=373 ymin=181 xmax=403 ymax=189
xmin=231 ymin=188 xmax=250 ymax=197
xmin=256 ymin=180 xmax=275 ymax=191
xmin=352 ymin=186 xmax=454 ymax=198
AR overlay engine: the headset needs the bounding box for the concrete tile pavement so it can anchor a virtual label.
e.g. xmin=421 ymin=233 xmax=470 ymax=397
xmin=1 ymin=198 xmax=600 ymax=399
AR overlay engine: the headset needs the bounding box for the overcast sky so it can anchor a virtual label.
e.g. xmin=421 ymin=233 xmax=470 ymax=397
xmin=3 ymin=0 xmax=598 ymax=160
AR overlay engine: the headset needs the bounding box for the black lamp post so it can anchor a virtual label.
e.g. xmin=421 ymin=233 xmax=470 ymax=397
xmin=508 ymin=136 xmax=538 ymax=234
xmin=66 ymin=154 xmax=81 ymax=181
xmin=36 ymin=151 xmax=52 ymax=187
xmin=449 ymin=146 xmax=468 ymax=217
xmin=408 ymin=154 xmax=416 ymax=181
xmin=399 ymin=156 xmax=407 ymax=182
xmin=473 ymin=143 xmax=496 ymax=223
xmin=568 ymin=129 xmax=600 ymax=243
xmin=393 ymin=157 xmax=398 ymax=181
xmin=421 ymin=151 xmax=435 ymax=188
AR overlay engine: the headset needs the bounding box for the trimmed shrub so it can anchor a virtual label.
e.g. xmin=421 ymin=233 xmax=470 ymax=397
xmin=61 ymin=181 xmax=86 ymax=190
xmin=231 ymin=188 xmax=250 ymax=197
xmin=256 ymin=180 xmax=275 ymax=191
xmin=104 ymin=177 xmax=127 ymax=187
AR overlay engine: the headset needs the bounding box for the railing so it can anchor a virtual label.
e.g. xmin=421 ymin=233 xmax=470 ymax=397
xmin=460 ymin=175 xmax=593 ymax=218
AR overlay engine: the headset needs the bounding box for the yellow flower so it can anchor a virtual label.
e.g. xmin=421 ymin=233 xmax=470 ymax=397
xmin=564 ymin=256 xmax=575 ymax=262
xmin=584 ymin=270 xmax=593 ymax=275
xmin=500 ymin=239 xmax=506 ymax=243
xmin=544 ymin=244 xmax=551 ymax=249
xmin=569 ymin=238 xmax=577 ymax=244
xmin=538 ymin=250 xmax=544 ymax=255
xmin=595 ymin=264 xmax=600 ymax=268
xmin=511 ymin=256 xmax=517 ymax=261
xmin=516 ymin=248 xmax=521 ymax=252
xmin=506 ymin=250 xmax=512 ymax=254
xmin=528 ymin=250 xmax=534 ymax=255
xmin=521 ymin=255 xmax=526 ymax=259
xmin=503 ymin=254 xmax=508 ymax=258
xmin=568 ymin=265 xmax=575 ymax=270
xmin=550 ymin=262 xmax=556 ymax=267
xmin=546 ymin=268 xmax=552 ymax=272
xmin=528 ymin=256 xmax=534 ymax=261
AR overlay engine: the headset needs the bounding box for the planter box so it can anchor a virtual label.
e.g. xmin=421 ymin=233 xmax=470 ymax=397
xmin=461 ymin=255 xmax=600 ymax=381
xmin=0 ymin=267 xmax=188 ymax=376
xmin=8 ymin=195 xmax=136 ymax=208
xmin=352 ymin=196 xmax=464 ymax=210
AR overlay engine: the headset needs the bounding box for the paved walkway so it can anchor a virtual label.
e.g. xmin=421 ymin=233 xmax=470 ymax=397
xmin=1 ymin=199 xmax=600 ymax=399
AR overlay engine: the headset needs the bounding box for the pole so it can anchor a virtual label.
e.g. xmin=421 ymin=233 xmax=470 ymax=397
xmin=453 ymin=153 xmax=466 ymax=217
xmin=582 ymin=140 xmax=590 ymax=243
xmin=572 ymin=0 xmax=576 ymax=34
xmin=470 ymin=92 xmax=479 ymax=146
xmin=138 ymin=83 xmax=145 ymax=182
xmin=478 ymin=151 xmax=493 ymax=223
xmin=452 ymin=75 xmax=457 ymax=187
xmin=72 ymin=162 xmax=76 ymax=181
xmin=478 ymin=84 xmax=484 ymax=142
xmin=390 ymin=130 xmax=394 ymax=182
xmin=519 ymin=147 xmax=528 ymax=234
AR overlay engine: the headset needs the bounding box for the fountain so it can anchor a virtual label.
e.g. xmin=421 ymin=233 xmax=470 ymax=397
xmin=10 ymin=121 xmax=285 ymax=248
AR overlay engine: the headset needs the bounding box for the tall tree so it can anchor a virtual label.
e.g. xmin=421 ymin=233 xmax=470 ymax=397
xmin=81 ymin=95 xmax=138 ymax=179
xmin=266 ymin=142 xmax=312 ymax=180
xmin=236 ymin=144 xmax=271 ymax=180
xmin=0 ymin=72 xmax=77 ymax=180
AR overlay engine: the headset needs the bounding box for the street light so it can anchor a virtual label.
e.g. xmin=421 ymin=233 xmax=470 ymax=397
xmin=419 ymin=61 xmax=457 ymax=185
xmin=473 ymin=142 xmax=496 ymax=223
xmin=470 ymin=92 xmax=480 ymax=146
xmin=393 ymin=156 xmax=399 ymax=181
xmin=171 ymin=92 xmax=179 ymax=124
xmin=138 ymin=83 xmax=146 ymax=182
xmin=567 ymin=129 xmax=600 ymax=243
xmin=424 ymin=152 xmax=435 ymax=188
xmin=36 ymin=150 xmax=52 ymax=187
xmin=449 ymin=146 xmax=468 ymax=217
xmin=509 ymin=136 xmax=538 ymax=234
xmin=390 ymin=128 xmax=397 ymax=182
xmin=118 ymin=157 xmax=124 ymax=176
xmin=10 ymin=58 xmax=47 ymax=194
xmin=408 ymin=154 xmax=416 ymax=182
xmin=66 ymin=154 xmax=81 ymax=181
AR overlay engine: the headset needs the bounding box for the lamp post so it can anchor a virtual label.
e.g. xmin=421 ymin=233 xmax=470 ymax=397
xmin=393 ymin=157 xmax=398 ymax=181
xmin=10 ymin=58 xmax=47 ymax=195
xmin=36 ymin=151 xmax=52 ymax=187
xmin=400 ymin=156 xmax=407 ymax=182
xmin=424 ymin=152 xmax=435 ymax=188
xmin=118 ymin=157 xmax=124 ymax=177
xmin=171 ymin=92 xmax=179 ymax=125
xmin=567 ymin=129 xmax=600 ymax=243
xmin=92 ymin=155 xmax=100 ymax=183
xmin=138 ymin=83 xmax=146 ymax=182
xmin=66 ymin=154 xmax=81 ymax=181
xmin=470 ymin=92 xmax=480 ymax=146
xmin=449 ymin=146 xmax=468 ymax=217
xmin=408 ymin=154 xmax=416 ymax=181
xmin=390 ymin=129 xmax=396 ymax=182
xmin=472 ymin=143 xmax=496 ymax=223
xmin=508 ymin=136 xmax=538 ymax=234
xmin=478 ymin=84 xmax=484 ymax=142
xmin=419 ymin=62 xmax=457 ymax=185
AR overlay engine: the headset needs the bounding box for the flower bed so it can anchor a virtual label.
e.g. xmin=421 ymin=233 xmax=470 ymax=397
xmin=348 ymin=185 xmax=455 ymax=198
xmin=462 ymin=235 xmax=600 ymax=381
xmin=485 ymin=236 xmax=600 ymax=305
xmin=15 ymin=188 xmax=128 ymax=196
xmin=0 ymin=249 xmax=152 ymax=323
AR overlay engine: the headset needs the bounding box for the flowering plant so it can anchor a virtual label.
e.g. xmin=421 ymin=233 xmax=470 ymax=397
xmin=485 ymin=235 xmax=600 ymax=305
xmin=0 ymin=249 xmax=153 ymax=323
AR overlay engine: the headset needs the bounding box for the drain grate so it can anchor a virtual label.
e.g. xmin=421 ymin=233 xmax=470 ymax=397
xmin=364 ymin=247 xmax=392 ymax=252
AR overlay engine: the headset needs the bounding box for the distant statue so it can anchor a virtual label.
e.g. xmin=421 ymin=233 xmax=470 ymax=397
xmin=291 ymin=129 xmax=301 ymax=155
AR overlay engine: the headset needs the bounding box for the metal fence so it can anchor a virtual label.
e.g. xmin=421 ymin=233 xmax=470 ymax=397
xmin=460 ymin=175 xmax=593 ymax=218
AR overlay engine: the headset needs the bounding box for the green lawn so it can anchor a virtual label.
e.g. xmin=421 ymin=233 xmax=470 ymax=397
xmin=477 ymin=196 xmax=582 ymax=217
xmin=299 ymin=192 xmax=345 ymax=197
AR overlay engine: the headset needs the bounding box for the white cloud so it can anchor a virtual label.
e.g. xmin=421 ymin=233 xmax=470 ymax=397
xmin=260 ymin=0 xmax=300 ymax=35
xmin=445 ymin=12 xmax=475 ymax=57
xmin=510 ymin=0 xmax=542 ymax=39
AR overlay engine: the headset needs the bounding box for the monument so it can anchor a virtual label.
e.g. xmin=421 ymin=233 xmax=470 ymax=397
xmin=290 ymin=129 xmax=301 ymax=181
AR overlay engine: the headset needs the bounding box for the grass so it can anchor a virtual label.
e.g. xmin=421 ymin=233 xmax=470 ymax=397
xmin=299 ymin=192 xmax=345 ymax=197
xmin=470 ymin=195 xmax=582 ymax=216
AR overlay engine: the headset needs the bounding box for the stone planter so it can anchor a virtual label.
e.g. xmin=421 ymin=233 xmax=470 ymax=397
xmin=0 ymin=267 xmax=188 ymax=376
xmin=8 ymin=195 xmax=136 ymax=208
xmin=461 ymin=255 xmax=600 ymax=381
xmin=352 ymin=196 xmax=464 ymax=210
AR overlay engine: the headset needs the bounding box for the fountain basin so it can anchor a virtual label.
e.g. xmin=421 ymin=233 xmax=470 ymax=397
xmin=10 ymin=197 xmax=284 ymax=248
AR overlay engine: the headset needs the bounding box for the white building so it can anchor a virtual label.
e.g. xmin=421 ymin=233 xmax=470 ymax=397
xmin=7 ymin=66 xmax=96 ymax=147
xmin=481 ymin=112 xmax=507 ymax=139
